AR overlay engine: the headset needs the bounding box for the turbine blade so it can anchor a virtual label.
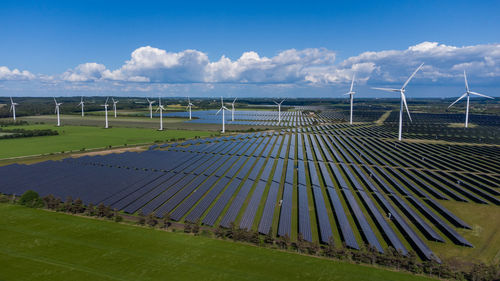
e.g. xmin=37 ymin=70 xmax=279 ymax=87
xmin=402 ymin=63 xmax=424 ymax=89
xmin=448 ymin=93 xmax=467 ymax=108
xmin=10 ymin=97 xmax=14 ymax=104
xmin=350 ymin=74 xmax=355 ymax=92
xmin=216 ymin=108 xmax=222 ymax=115
xmin=371 ymin=87 xmax=400 ymax=92
xmin=469 ymin=91 xmax=494 ymax=99
xmin=233 ymin=97 xmax=237 ymax=104
xmin=401 ymin=93 xmax=412 ymax=122
xmin=53 ymin=97 xmax=57 ymax=104
xmin=464 ymin=70 xmax=470 ymax=93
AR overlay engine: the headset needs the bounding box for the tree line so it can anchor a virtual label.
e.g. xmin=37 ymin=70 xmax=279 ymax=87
xmin=5 ymin=190 xmax=499 ymax=281
xmin=0 ymin=128 xmax=59 ymax=139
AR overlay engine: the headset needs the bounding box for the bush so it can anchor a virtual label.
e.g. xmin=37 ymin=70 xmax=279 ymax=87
xmin=18 ymin=190 xmax=44 ymax=208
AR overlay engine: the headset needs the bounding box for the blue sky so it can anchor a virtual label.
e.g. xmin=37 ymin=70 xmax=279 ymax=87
xmin=1 ymin=0 xmax=499 ymax=97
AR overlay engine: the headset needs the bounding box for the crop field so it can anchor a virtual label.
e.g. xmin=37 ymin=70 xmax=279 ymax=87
xmin=0 ymin=124 xmax=214 ymax=159
xmin=0 ymin=204 xmax=434 ymax=281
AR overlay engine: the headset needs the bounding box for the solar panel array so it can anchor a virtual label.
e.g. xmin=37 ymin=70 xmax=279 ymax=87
xmin=2 ymin=109 xmax=499 ymax=262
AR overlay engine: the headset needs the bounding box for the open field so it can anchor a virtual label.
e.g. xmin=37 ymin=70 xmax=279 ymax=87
xmin=430 ymin=200 xmax=500 ymax=264
xmin=0 ymin=124 xmax=215 ymax=159
xmin=0 ymin=204 xmax=435 ymax=281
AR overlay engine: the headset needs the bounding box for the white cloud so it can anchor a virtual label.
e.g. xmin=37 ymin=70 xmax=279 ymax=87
xmin=61 ymin=63 xmax=107 ymax=82
xmin=58 ymin=42 xmax=500 ymax=87
xmin=0 ymin=66 xmax=35 ymax=81
xmin=3 ymin=42 xmax=500 ymax=97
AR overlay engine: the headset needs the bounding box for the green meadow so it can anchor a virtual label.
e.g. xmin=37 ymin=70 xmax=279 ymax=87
xmin=0 ymin=124 xmax=214 ymax=159
xmin=0 ymin=204 xmax=435 ymax=281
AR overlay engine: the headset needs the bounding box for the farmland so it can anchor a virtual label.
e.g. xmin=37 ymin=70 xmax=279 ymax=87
xmin=0 ymin=124 xmax=214 ymax=159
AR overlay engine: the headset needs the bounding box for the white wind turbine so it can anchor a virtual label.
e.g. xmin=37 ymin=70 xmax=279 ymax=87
xmin=215 ymin=97 xmax=230 ymax=133
xmin=156 ymin=97 xmax=166 ymax=131
xmin=448 ymin=70 xmax=494 ymax=128
xmin=186 ymin=97 xmax=194 ymax=120
xmin=230 ymin=98 xmax=237 ymax=121
xmin=54 ymin=97 xmax=62 ymax=127
xmin=146 ymin=97 xmax=156 ymax=119
xmin=273 ymin=99 xmax=285 ymax=124
xmin=102 ymin=97 xmax=109 ymax=129
xmin=372 ymin=63 xmax=424 ymax=141
xmin=9 ymin=97 xmax=18 ymax=121
xmin=344 ymin=74 xmax=356 ymax=125
xmin=112 ymin=98 xmax=119 ymax=118
xmin=77 ymin=96 xmax=85 ymax=117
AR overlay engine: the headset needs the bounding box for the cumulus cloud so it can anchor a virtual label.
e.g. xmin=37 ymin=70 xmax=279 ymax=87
xmin=0 ymin=66 xmax=35 ymax=81
xmin=57 ymin=42 xmax=500 ymax=87
xmin=340 ymin=41 xmax=500 ymax=84
xmin=3 ymin=41 xmax=499 ymax=97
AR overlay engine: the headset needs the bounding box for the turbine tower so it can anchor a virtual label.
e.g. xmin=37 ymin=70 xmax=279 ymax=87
xmin=344 ymin=74 xmax=356 ymax=125
xmin=156 ymin=97 xmax=166 ymax=131
xmin=273 ymin=99 xmax=285 ymax=124
xmin=77 ymin=96 xmax=85 ymax=117
xmin=112 ymin=98 xmax=119 ymax=118
xmin=186 ymin=97 xmax=194 ymax=120
xmin=230 ymin=98 xmax=237 ymax=121
xmin=372 ymin=63 xmax=424 ymax=141
xmin=146 ymin=98 xmax=156 ymax=119
xmin=216 ymin=97 xmax=230 ymax=133
xmin=102 ymin=97 xmax=109 ymax=129
xmin=54 ymin=98 xmax=62 ymax=127
xmin=448 ymin=70 xmax=494 ymax=128
xmin=9 ymin=97 xmax=18 ymax=121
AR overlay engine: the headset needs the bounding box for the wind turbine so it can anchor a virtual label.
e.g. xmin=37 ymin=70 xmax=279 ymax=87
xmin=372 ymin=63 xmax=424 ymax=141
xmin=230 ymin=98 xmax=237 ymax=121
xmin=112 ymin=98 xmax=119 ymax=118
xmin=9 ymin=97 xmax=18 ymax=121
xmin=273 ymin=99 xmax=285 ymax=124
xmin=77 ymin=96 xmax=85 ymax=117
xmin=146 ymin=98 xmax=156 ymax=119
xmin=448 ymin=70 xmax=494 ymax=128
xmin=186 ymin=97 xmax=194 ymax=120
xmin=155 ymin=97 xmax=166 ymax=131
xmin=54 ymin=98 xmax=62 ymax=127
xmin=215 ymin=97 xmax=230 ymax=133
xmin=344 ymin=74 xmax=356 ymax=125
xmin=101 ymin=97 xmax=109 ymax=129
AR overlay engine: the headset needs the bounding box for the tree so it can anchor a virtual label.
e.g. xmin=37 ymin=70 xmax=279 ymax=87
xmin=184 ymin=222 xmax=192 ymax=233
xmin=214 ymin=225 xmax=225 ymax=238
xmin=146 ymin=213 xmax=158 ymax=227
xmin=64 ymin=196 xmax=73 ymax=212
xmin=191 ymin=220 xmax=200 ymax=235
xmin=324 ymin=237 xmax=336 ymax=257
xmin=19 ymin=190 xmax=44 ymax=208
xmin=42 ymin=194 xmax=59 ymax=209
xmin=264 ymin=227 xmax=274 ymax=245
xmin=277 ymin=234 xmax=290 ymax=249
xmin=73 ymin=198 xmax=85 ymax=213
xmin=96 ymin=203 xmax=106 ymax=217
xmin=85 ymin=203 xmax=95 ymax=216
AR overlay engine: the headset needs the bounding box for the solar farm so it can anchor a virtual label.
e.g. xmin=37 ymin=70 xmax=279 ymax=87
xmin=2 ymin=102 xmax=499 ymax=267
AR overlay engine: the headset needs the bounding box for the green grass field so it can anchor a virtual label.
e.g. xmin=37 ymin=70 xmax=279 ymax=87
xmin=0 ymin=124 xmax=214 ymax=159
xmin=429 ymin=200 xmax=500 ymax=264
xmin=0 ymin=204 xmax=435 ymax=281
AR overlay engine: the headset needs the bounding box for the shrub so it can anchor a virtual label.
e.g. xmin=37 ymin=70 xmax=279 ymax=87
xmin=19 ymin=190 xmax=44 ymax=208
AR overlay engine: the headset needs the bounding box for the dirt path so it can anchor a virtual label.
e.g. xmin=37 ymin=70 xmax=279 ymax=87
xmin=375 ymin=110 xmax=392 ymax=125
